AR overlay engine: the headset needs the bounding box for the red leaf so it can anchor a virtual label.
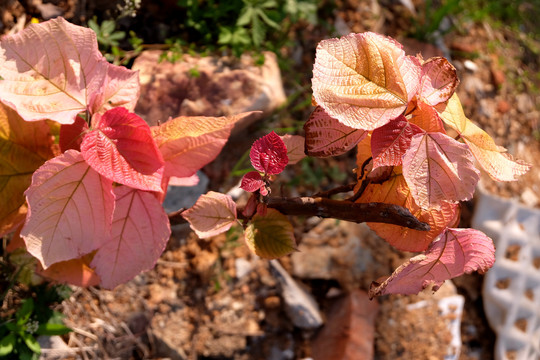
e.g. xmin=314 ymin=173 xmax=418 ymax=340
xmin=403 ymin=132 xmax=480 ymax=209
xmin=91 ymin=186 xmax=171 ymax=289
xmin=371 ymin=115 xmax=424 ymax=169
xmin=250 ymin=131 xmax=288 ymax=175
xmin=21 ymin=150 xmax=114 ymax=268
xmin=240 ymin=171 xmax=266 ymax=193
xmin=369 ymin=228 xmax=495 ymax=297
xmin=304 ymin=106 xmax=366 ymax=157
xmin=81 ymin=107 xmax=164 ymax=192
xmin=59 ymin=116 xmax=88 ymax=152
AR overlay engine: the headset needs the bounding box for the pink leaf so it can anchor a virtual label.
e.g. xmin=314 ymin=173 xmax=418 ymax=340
xmin=21 ymin=150 xmax=114 ymax=268
xmin=419 ymin=57 xmax=459 ymax=106
xmin=168 ymin=174 xmax=200 ymax=187
xmin=59 ymin=116 xmax=88 ymax=152
xmin=250 ymin=131 xmax=288 ymax=175
xmin=369 ymin=228 xmax=495 ymax=297
xmin=0 ymin=17 xmax=107 ymax=124
xmin=89 ymin=62 xmax=140 ymax=114
xmin=304 ymin=106 xmax=366 ymax=157
xmin=90 ymin=186 xmax=171 ymax=289
xmin=312 ymin=32 xmax=421 ymax=130
xmin=152 ymin=113 xmax=252 ymax=178
xmin=81 ymin=107 xmax=164 ymax=192
xmin=371 ymin=115 xmax=424 ymax=168
xmin=280 ymin=134 xmax=306 ymax=164
xmin=403 ymin=132 xmax=480 ymax=209
xmin=240 ymin=171 xmax=266 ymax=193
xmin=182 ymin=191 xmax=238 ymax=238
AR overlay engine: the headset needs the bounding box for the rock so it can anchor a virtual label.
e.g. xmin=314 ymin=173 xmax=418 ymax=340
xmin=463 ymin=60 xmax=479 ymax=72
xmin=162 ymin=171 xmax=209 ymax=213
xmin=270 ymin=260 xmax=323 ymax=330
xmin=38 ymin=335 xmax=78 ymax=359
xmin=521 ymin=187 xmax=539 ymax=208
xmin=132 ymin=50 xmax=286 ymax=131
xmin=311 ymin=290 xmax=378 ymax=360
xmin=291 ymin=220 xmax=376 ymax=290
xmin=235 ymin=257 xmax=253 ymax=279
xmin=516 ymin=93 xmax=534 ymax=114
xmin=151 ymin=307 xmax=192 ymax=360
xmin=497 ymin=100 xmax=510 ymax=114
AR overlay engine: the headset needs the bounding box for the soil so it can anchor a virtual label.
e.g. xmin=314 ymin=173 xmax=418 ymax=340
xmin=1 ymin=0 xmax=539 ymax=359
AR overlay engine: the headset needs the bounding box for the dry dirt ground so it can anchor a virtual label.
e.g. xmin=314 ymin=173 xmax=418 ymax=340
xmin=1 ymin=0 xmax=539 ymax=359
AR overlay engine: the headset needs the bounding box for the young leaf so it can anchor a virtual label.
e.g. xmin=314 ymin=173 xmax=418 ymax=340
xmin=21 ymin=150 xmax=114 ymax=268
xmin=358 ymin=172 xmax=460 ymax=252
xmin=403 ymin=132 xmax=480 ymax=209
xmin=89 ymin=62 xmax=140 ymax=115
xmin=81 ymin=107 xmax=164 ymax=192
xmin=37 ymin=255 xmax=100 ymax=287
xmin=304 ymin=106 xmax=366 ymax=157
xmin=0 ymin=103 xmax=54 ymax=236
xmin=369 ymin=228 xmax=495 ymax=297
xmin=152 ymin=113 xmax=254 ymax=178
xmin=436 ymin=94 xmax=530 ymax=181
xmin=312 ymin=32 xmax=421 ymax=130
xmin=408 ymin=99 xmax=445 ymax=133
xmin=0 ymin=17 xmax=107 ymax=124
xmin=241 ymin=171 xmax=267 ymax=195
xmin=90 ymin=186 xmax=171 ymax=289
xmin=418 ymin=57 xmax=459 ymax=106
xmin=59 ymin=116 xmax=88 ymax=152
xmin=280 ymin=134 xmax=306 ymax=164
xmin=182 ymin=191 xmax=238 ymax=238
xmin=371 ymin=115 xmax=424 ymax=169
xmin=250 ymin=131 xmax=288 ymax=175
xmin=21 ymin=332 xmax=40 ymax=354
xmin=244 ymin=208 xmax=297 ymax=259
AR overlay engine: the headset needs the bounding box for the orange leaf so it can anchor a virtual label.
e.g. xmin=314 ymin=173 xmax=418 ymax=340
xmin=356 ymin=172 xmax=460 ymax=252
xmin=435 ymin=94 xmax=530 ymax=181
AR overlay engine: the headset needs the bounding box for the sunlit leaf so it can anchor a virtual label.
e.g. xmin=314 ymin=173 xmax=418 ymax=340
xmin=91 ymin=186 xmax=171 ymax=289
xmin=369 ymin=228 xmax=495 ymax=297
xmin=304 ymin=106 xmax=366 ymax=157
xmin=403 ymin=132 xmax=480 ymax=209
xmin=357 ymin=172 xmax=460 ymax=252
xmin=0 ymin=17 xmax=107 ymax=124
xmin=371 ymin=115 xmax=424 ymax=169
xmin=250 ymin=131 xmax=288 ymax=175
xmin=418 ymin=57 xmax=459 ymax=106
xmin=312 ymin=32 xmax=421 ymax=130
xmin=244 ymin=208 xmax=297 ymax=259
xmin=436 ymin=94 xmax=530 ymax=181
xmin=0 ymin=17 xmax=140 ymax=124
xmin=21 ymin=150 xmax=114 ymax=268
xmin=89 ymin=62 xmax=140 ymax=114
xmin=280 ymin=134 xmax=305 ymax=164
xmin=0 ymin=103 xmax=53 ymax=236
xmin=81 ymin=107 xmax=164 ymax=192
xmin=152 ymin=113 xmax=254 ymax=178
xmin=182 ymin=191 xmax=238 ymax=238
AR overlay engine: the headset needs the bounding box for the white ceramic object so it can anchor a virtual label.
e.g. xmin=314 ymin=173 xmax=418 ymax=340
xmin=472 ymin=189 xmax=540 ymax=360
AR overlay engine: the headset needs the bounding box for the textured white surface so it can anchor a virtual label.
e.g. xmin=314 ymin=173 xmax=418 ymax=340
xmin=472 ymin=189 xmax=540 ymax=360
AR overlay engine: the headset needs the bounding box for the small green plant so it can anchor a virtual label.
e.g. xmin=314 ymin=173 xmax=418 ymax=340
xmin=0 ymin=287 xmax=72 ymax=360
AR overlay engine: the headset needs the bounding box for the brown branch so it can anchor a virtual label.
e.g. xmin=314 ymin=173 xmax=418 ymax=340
xmin=266 ymin=197 xmax=430 ymax=231
xmin=167 ymin=197 xmax=430 ymax=231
